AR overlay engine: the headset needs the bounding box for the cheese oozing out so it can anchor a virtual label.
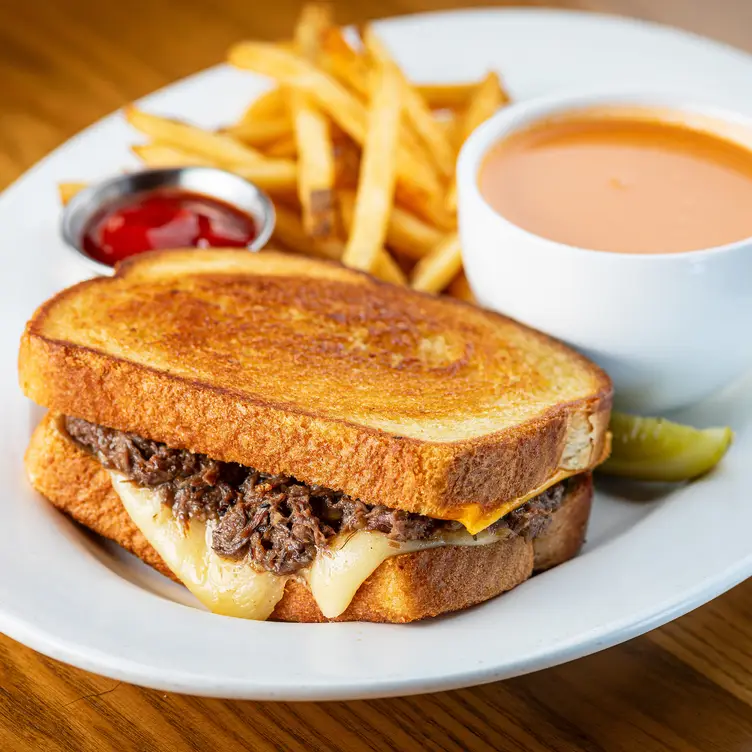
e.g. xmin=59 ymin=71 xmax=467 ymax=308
xmin=111 ymin=473 xmax=287 ymax=619
xmin=110 ymin=472 xmax=510 ymax=620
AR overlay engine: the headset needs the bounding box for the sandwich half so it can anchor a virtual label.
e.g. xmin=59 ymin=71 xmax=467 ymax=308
xmin=19 ymin=249 xmax=612 ymax=622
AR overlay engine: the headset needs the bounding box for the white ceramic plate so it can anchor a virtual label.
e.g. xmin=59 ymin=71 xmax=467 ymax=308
xmin=2 ymin=9 xmax=751 ymax=701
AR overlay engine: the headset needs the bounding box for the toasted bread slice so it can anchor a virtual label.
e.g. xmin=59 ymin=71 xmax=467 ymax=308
xmin=25 ymin=413 xmax=592 ymax=622
xmin=19 ymin=249 xmax=610 ymax=531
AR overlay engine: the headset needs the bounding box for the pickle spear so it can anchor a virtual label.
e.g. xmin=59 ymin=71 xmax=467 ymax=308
xmin=599 ymin=412 xmax=733 ymax=482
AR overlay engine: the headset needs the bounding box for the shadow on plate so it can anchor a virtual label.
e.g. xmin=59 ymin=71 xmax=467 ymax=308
xmin=595 ymin=475 xmax=680 ymax=503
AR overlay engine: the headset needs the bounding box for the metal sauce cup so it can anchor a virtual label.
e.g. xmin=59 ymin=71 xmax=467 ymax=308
xmin=61 ymin=167 xmax=276 ymax=276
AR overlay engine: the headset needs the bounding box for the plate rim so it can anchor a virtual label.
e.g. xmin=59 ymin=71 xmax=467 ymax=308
xmin=2 ymin=6 xmax=751 ymax=700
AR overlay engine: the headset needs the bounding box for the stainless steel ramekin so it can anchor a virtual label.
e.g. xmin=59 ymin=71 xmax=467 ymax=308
xmin=61 ymin=167 xmax=276 ymax=275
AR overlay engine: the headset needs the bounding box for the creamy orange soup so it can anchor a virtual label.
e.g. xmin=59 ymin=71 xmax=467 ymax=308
xmin=478 ymin=112 xmax=752 ymax=253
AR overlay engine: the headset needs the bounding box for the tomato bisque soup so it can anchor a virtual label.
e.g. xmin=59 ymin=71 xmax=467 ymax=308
xmin=478 ymin=110 xmax=752 ymax=253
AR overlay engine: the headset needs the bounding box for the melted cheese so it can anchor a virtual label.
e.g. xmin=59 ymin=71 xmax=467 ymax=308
xmin=455 ymin=468 xmax=582 ymax=535
xmin=308 ymin=528 xmax=507 ymax=618
xmin=110 ymin=473 xmax=509 ymax=620
xmin=110 ymin=473 xmax=288 ymax=619
xmin=307 ymin=532 xmax=430 ymax=619
xmin=456 ymin=431 xmax=611 ymax=534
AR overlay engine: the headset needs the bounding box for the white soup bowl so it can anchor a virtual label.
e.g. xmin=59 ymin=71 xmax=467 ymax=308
xmin=457 ymin=93 xmax=752 ymax=413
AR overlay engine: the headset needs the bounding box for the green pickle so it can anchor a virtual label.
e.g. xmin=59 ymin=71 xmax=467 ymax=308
xmin=599 ymin=412 xmax=733 ymax=482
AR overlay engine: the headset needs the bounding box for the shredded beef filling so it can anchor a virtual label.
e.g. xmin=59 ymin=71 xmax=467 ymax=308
xmin=65 ymin=416 xmax=567 ymax=576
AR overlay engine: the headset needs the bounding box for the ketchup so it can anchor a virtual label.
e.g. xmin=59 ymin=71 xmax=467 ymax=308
xmin=82 ymin=190 xmax=257 ymax=266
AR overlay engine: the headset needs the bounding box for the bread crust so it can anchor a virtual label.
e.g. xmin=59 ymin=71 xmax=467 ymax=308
xmin=18 ymin=249 xmax=611 ymax=524
xmin=24 ymin=413 xmax=593 ymax=622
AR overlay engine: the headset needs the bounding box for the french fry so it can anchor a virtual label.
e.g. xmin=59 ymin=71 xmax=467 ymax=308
xmin=339 ymin=190 xmax=446 ymax=261
xmin=445 ymin=182 xmax=458 ymax=215
xmin=372 ymin=250 xmax=407 ymax=285
xmin=291 ymin=7 xmax=336 ymax=239
xmin=226 ymin=116 xmax=292 ymax=147
xmin=125 ymin=106 xmax=267 ymax=167
xmin=343 ymin=61 xmax=402 ymax=271
xmin=252 ymin=42 xmax=431 ymax=191
xmin=320 ymin=27 xmax=369 ymax=98
xmin=229 ymin=42 xmax=311 ymax=79
xmin=233 ymin=160 xmax=298 ymax=194
xmin=341 ymin=188 xmax=443 ymax=260
xmin=332 ymin=205 xmax=406 ymax=285
xmin=320 ymin=30 xmax=440 ymax=181
xmin=455 ymin=71 xmax=510 ymax=149
xmin=228 ymin=43 xmax=440 ymax=204
xmin=132 ymin=143 xmax=298 ymax=193
xmin=435 ymin=113 xmax=456 ymax=139
xmin=294 ymin=2 xmax=333 ymax=62
xmin=338 ymin=190 xmax=438 ymax=261
xmin=339 ymin=191 xmax=408 ymax=284
xmin=337 ymin=190 xmax=356 ymax=227
xmin=387 ymin=205 xmax=445 ymax=260
xmin=291 ymin=90 xmax=336 ymax=238
xmin=411 ymin=233 xmax=463 ymax=293
xmin=273 ymin=204 xmax=342 ymax=260
xmin=446 ymin=271 xmax=476 ymax=303
xmin=395 ymin=183 xmax=456 ymax=231
xmin=229 ymin=44 xmax=365 ymax=139
xmin=444 ymin=72 xmax=510 ymax=215
xmin=237 ymin=87 xmax=288 ymax=125
xmin=333 ymin=138 xmax=360 ymax=189
xmin=271 ymin=189 xmax=302 ymax=212
xmin=315 ymin=84 xmax=440 ymax=205
xmin=133 ymin=143 xmax=214 ymax=167
xmin=320 ymin=30 xmax=450 ymax=178
xmin=416 ymin=82 xmax=479 ymax=110
xmin=363 ymin=27 xmax=454 ymax=178
xmin=265 ymin=136 xmax=297 ymax=158
xmin=58 ymin=182 xmax=88 ymax=206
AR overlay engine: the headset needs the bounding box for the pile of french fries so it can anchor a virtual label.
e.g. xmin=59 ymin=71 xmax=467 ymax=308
xmin=61 ymin=4 xmax=509 ymax=298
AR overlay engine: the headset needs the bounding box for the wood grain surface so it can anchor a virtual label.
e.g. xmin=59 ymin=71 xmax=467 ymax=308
xmin=3 ymin=1 xmax=752 ymax=750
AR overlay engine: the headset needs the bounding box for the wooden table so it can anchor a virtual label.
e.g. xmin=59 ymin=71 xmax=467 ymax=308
xmin=3 ymin=1 xmax=752 ymax=749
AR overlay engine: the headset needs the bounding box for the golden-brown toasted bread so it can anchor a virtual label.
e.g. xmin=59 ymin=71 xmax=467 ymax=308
xmin=25 ymin=413 xmax=593 ymax=622
xmin=19 ymin=249 xmax=610 ymax=528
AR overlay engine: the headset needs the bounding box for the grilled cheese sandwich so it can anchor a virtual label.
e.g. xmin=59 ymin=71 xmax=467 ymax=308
xmin=20 ymin=249 xmax=611 ymax=622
